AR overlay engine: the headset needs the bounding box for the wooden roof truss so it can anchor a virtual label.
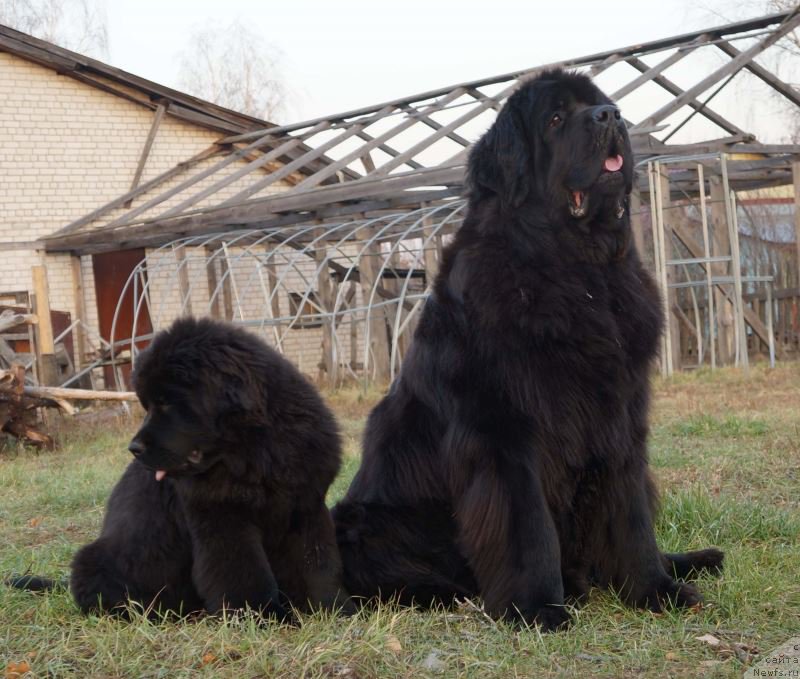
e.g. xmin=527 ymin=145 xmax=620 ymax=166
xmin=40 ymin=10 xmax=800 ymax=254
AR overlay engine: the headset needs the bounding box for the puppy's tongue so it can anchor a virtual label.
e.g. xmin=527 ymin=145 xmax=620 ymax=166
xmin=604 ymin=155 xmax=623 ymax=172
xmin=155 ymin=470 xmax=167 ymax=482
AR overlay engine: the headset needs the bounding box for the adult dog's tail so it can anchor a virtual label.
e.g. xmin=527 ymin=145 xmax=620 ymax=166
xmin=663 ymin=549 xmax=724 ymax=580
xmin=6 ymin=574 xmax=68 ymax=592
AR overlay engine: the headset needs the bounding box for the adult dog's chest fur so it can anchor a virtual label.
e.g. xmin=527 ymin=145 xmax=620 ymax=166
xmin=448 ymin=243 xmax=661 ymax=468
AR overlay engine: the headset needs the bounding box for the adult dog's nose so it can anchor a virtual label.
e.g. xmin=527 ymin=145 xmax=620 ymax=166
xmin=590 ymin=105 xmax=621 ymax=126
xmin=128 ymin=439 xmax=145 ymax=457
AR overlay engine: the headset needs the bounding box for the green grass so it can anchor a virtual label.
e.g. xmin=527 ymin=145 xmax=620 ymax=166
xmin=1 ymin=363 xmax=799 ymax=677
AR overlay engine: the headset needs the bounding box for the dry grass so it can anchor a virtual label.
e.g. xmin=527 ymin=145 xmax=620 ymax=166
xmin=1 ymin=362 xmax=798 ymax=678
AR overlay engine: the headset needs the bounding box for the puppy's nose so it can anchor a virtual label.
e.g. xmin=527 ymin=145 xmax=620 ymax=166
xmin=590 ymin=105 xmax=621 ymax=125
xmin=128 ymin=440 xmax=145 ymax=457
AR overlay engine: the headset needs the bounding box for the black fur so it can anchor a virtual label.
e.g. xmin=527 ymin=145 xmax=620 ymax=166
xmin=13 ymin=318 xmax=351 ymax=619
xmin=333 ymin=69 xmax=723 ymax=631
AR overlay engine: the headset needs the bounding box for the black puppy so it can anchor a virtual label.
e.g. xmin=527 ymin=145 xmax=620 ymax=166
xmin=13 ymin=317 xmax=351 ymax=619
xmin=333 ymin=69 xmax=723 ymax=630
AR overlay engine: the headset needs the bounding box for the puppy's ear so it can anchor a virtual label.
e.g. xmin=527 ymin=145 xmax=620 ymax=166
xmin=466 ymin=96 xmax=532 ymax=210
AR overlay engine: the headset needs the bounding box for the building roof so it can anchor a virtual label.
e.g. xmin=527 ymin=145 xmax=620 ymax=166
xmin=0 ymin=23 xmax=271 ymax=134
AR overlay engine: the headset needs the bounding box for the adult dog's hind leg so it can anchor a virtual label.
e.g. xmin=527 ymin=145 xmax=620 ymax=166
xmin=592 ymin=470 xmax=703 ymax=611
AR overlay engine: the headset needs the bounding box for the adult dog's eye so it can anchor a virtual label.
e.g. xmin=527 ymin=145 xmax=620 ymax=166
xmin=549 ymin=113 xmax=563 ymax=128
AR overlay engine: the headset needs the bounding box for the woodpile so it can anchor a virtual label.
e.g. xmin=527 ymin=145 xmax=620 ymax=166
xmin=0 ymin=364 xmax=138 ymax=449
xmin=0 ymin=364 xmax=62 ymax=448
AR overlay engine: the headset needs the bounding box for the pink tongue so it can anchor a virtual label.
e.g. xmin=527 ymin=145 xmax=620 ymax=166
xmin=155 ymin=470 xmax=167 ymax=482
xmin=604 ymin=155 xmax=623 ymax=172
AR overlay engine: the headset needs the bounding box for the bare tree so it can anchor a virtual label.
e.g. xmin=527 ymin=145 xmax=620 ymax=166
xmin=0 ymin=0 xmax=108 ymax=57
xmin=177 ymin=20 xmax=288 ymax=122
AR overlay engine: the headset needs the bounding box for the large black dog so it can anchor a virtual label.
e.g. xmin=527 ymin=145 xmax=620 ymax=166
xmin=14 ymin=318 xmax=350 ymax=618
xmin=333 ymin=69 xmax=723 ymax=630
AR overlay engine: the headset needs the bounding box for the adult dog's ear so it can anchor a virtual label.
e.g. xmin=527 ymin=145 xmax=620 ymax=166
xmin=466 ymin=97 xmax=532 ymax=210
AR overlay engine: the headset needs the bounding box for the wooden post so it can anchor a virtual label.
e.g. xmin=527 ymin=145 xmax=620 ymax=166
xmin=359 ymin=238 xmax=391 ymax=383
xmin=264 ymin=253 xmax=283 ymax=351
xmin=219 ymin=249 xmax=234 ymax=321
xmin=205 ymin=246 xmax=221 ymax=319
xmin=174 ymin=244 xmax=193 ymax=316
xmin=793 ymin=161 xmax=800 ymax=289
xmin=710 ymin=175 xmax=734 ymax=364
xmin=69 ymin=255 xmax=86 ymax=371
xmin=629 ymin=187 xmax=646 ymax=261
xmin=657 ymin=167 xmax=682 ymax=372
xmin=31 ymin=264 xmax=58 ymax=386
xmin=314 ymin=228 xmax=337 ymax=386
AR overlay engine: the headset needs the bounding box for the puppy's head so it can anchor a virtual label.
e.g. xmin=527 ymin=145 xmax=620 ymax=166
xmin=128 ymin=317 xmax=267 ymax=482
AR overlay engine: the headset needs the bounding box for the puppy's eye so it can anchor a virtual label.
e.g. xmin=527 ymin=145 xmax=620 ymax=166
xmin=549 ymin=113 xmax=563 ymax=128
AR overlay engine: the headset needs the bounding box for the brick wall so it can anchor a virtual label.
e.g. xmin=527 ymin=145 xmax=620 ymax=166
xmin=0 ymin=51 xmax=291 ymax=374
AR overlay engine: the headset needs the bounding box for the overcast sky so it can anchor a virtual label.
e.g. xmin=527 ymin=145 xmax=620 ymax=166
xmin=100 ymin=0 xmax=795 ymax=143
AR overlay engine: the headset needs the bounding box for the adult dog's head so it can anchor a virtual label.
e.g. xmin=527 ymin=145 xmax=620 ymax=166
xmin=128 ymin=317 xmax=269 ymax=482
xmin=467 ymin=68 xmax=633 ymax=223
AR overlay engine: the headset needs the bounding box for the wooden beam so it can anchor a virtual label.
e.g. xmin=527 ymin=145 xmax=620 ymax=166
xmin=104 ymin=135 xmax=283 ymax=229
xmin=218 ymin=105 xmax=399 ymax=205
xmin=70 ymin=256 xmax=86 ymax=370
xmin=626 ymin=56 xmax=748 ymax=136
xmin=31 ymin=265 xmax=58 ymax=386
xmin=371 ymin=84 xmax=516 ymax=177
xmin=48 ymin=144 xmax=224 ymax=239
xmin=174 ymin=244 xmax=193 ymax=316
xmin=125 ymin=103 xmax=167 ymax=207
xmin=609 ymin=41 xmax=702 ymax=101
xmin=716 ymin=39 xmax=800 ymax=109
xmin=156 ymin=120 xmax=332 ymax=219
xmin=634 ymin=13 xmax=800 ymax=131
xmin=291 ymin=90 xmax=467 ymax=191
xmin=794 ymin=161 xmax=800 ymax=288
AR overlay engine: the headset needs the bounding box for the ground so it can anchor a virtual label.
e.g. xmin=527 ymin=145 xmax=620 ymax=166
xmin=0 ymin=363 xmax=798 ymax=678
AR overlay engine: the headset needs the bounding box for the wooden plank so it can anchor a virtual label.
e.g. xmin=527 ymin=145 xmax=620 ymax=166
xmin=31 ymin=264 xmax=58 ymax=386
xmin=314 ymin=226 xmax=337 ymax=385
xmin=400 ymin=103 xmax=472 ymax=147
xmin=371 ymin=82 xmax=517 ymax=177
xmin=47 ymin=145 xmax=224 ymax=239
xmin=794 ymin=161 xmax=800 ymax=290
xmin=609 ymin=41 xmax=702 ymax=101
xmin=218 ymin=105 xmax=398 ymax=205
xmin=174 ymin=244 xmax=193 ymax=316
xmin=125 ymin=103 xmax=168 ymax=207
xmin=626 ymin=56 xmax=747 ymax=136
xmin=70 ymin=256 xmax=86 ymax=370
xmin=716 ymin=39 xmax=800 ymax=109
xmin=44 ymin=186 xmax=463 ymax=254
xmin=104 ymin=135 xmax=282 ymax=228
xmin=629 ymin=187 xmax=646 ymax=259
xmin=359 ymin=239 xmax=391 ymax=383
xmin=709 ymin=175 xmax=733 ymax=364
xmin=291 ymin=89 xmax=467 ymax=191
xmin=355 ymin=131 xmax=424 ymax=170
xmin=156 ymin=120 xmax=332 ymax=219
xmin=205 ymin=246 xmax=222 ymax=319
